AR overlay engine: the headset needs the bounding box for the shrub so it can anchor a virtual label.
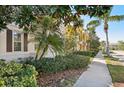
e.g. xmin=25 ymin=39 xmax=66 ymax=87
xmin=64 ymin=54 xmax=90 ymax=69
xmin=73 ymin=51 xmax=98 ymax=57
xmin=19 ymin=54 xmax=90 ymax=74
xmin=0 ymin=61 xmax=38 ymax=87
xmin=0 ymin=59 xmax=6 ymax=61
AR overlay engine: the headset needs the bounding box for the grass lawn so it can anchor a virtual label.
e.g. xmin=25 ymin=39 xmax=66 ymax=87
xmin=105 ymin=56 xmax=124 ymax=86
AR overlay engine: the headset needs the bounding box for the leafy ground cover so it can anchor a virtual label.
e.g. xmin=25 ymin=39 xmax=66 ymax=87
xmin=0 ymin=61 xmax=38 ymax=87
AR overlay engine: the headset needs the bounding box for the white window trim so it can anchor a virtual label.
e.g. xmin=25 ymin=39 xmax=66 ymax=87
xmin=12 ymin=31 xmax=24 ymax=52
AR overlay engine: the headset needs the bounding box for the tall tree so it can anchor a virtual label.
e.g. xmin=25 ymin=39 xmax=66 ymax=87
xmin=99 ymin=7 xmax=124 ymax=56
xmin=0 ymin=6 xmax=15 ymax=30
xmin=86 ymin=20 xmax=101 ymax=51
xmin=13 ymin=5 xmax=112 ymax=31
xmin=0 ymin=5 xmax=112 ymax=31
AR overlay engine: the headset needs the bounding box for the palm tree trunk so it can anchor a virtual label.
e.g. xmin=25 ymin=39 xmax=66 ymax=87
xmin=38 ymin=45 xmax=48 ymax=61
xmin=35 ymin=45 xmax=41 ymax=60
xmin=104 ymin=18 xmax=110 ymax=56
xmin=105 ymin=31 xmax=110 ymax=56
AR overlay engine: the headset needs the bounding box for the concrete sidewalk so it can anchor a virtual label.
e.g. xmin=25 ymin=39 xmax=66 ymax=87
xmin=74 ymin=51 xmax=112 ymax=87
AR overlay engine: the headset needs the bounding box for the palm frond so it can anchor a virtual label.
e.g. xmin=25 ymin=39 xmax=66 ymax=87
xmin=86 ymin=20 xmax=101 ymax=33
xmin=86 ymin=20 xmax=101 ymax=28
xmin=48 ymin=33 xmax=64 ymax=53
xmin=108 ymin=15 xmax=124 ymax=22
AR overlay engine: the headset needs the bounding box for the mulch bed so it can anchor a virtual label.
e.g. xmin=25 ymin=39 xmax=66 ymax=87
xmin=114 ymin=82 xmax=124 ymax=87
xmin=37 ymin=68 xmax=86 ymax=87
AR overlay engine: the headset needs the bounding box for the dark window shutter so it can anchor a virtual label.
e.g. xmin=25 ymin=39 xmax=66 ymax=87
xmin=6 ymin=29 xmax=12 ymax=52
xmin=24 ymin=33 xmax=28 ymax=51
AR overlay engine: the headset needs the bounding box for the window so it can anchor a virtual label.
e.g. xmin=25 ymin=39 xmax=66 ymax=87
xmin=13 ymin=32 xmax=21 ymax=51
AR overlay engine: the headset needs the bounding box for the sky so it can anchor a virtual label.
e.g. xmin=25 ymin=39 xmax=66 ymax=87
xmin=81 ymin=5 xmax=124 ymax=44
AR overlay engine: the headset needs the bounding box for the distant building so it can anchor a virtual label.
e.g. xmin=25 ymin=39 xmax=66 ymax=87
xmin=65 ymin=24 xmax=90 ymax=51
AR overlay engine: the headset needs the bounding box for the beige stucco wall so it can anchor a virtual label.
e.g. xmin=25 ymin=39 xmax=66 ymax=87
xmin=0 ymin=30 xmax=6 ymax=55
xmin=28 ymin=34 xmax=35 ymax=52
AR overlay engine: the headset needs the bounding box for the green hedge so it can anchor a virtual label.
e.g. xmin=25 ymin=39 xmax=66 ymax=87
xmin=0 ymin=61 xmax=38 ymax=87
xmin=73 ymin=51 xmax=98 ymax=57
xmin=19 ymin=54 xmax=90 ymax=74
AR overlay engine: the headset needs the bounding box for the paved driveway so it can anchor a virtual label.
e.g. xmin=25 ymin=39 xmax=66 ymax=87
xmin=111 ymin=50 xmax=124 ymax=61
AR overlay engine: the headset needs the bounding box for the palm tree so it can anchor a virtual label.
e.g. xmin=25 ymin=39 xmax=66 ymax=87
xmin=86 ymin=20 xmax=101 ymax=34
xmin=30 ymin=16 xmax=64 ymax=61
xmin=99 ymin=7 xmax=124 ymax=56
xmin=86 ymin=20 xmax=101 ymax=51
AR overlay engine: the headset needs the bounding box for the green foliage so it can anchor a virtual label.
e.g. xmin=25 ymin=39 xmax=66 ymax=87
xmin=0 ymin=5 xmax=112 ymax=30
xmin=0 ymin=6 xmax=15 ymax=30
xmin=85 ymin=20 xmax=100 ymax=52
xmin=64 ymin=37 xmax=77 ymax=54
xmin=73 ymin=51 xmax=98 ymax=57
xmin=30 ymin=16 xmax=64 ymax=60
xmin=89 ymin=37 xmax=100 ymax=51
xmin=19 ymin=54 xmax=90 ymax=74
xmin=108 ymin=15 xmax=124 ymax=22
xmin=117 ymin=41 xmax=124 ymax=50
xmin=86 ymin=20 xmax=101 ymax=31
xmin=74 ymin=6 xmax=112 ymax=17
xmin=0 ymin=78 xmax=5 ymax=87
xmin=15 ymin=6 xmax=36 ymax=31
xmin=0 ymin=61 xmax=38 ymax=87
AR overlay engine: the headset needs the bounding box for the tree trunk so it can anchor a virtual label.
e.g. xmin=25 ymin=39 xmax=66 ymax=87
xmin=38 ymin=45 xmax=48 ymax=61
xmin=104 ymin=18 xmax=110 ymax=56
xmin=105 ymin=31 xmax=110 ymax=56
xmin=35 ymin=45 xmax=41 ymax=60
